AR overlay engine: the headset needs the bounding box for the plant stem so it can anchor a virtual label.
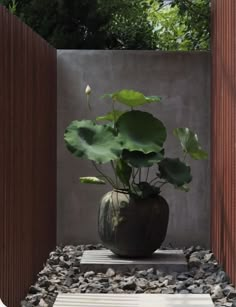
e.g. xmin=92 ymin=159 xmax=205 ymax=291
xmin=91 ymin=161 xmax=115 ymax=187
xmin=146 ymin=167 xmax=150 ymax=182
xmin=87 ymin=96 xmax=91 ymax=111
xmin=139 ymin=168 xmax=142 ymax=183
xmin=131 ymin=168 xmax=139 ymax=185
xmin=149 ymin=177 xmax=165 ymax=185
xmin=112 ymin=100 xmax=117 ymax=130
xmin=158 ymin=182 xmax=168 ymax=189
xmin=110 ymin=161 xmax=118 ymax=187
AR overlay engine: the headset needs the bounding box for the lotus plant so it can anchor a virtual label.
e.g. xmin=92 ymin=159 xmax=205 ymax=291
xmin=64 ymin=88 xmax=207 ymax=199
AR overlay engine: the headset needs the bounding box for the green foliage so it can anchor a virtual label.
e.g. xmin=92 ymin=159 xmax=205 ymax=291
xmin=80 ymin=177 xmax=106 ymax=184
xmin=9 ymin=0 xmax=17 ymax=14
xmin=64 ymin=120 xmax=122 ymax=164
xmin=109 ymin=90 xmax=161 ymax=107
xmin=146 ymin=0 xmax=210 ymax=50
xmin=115 ymin=159 xmax=132 ymax=186
xmin=173 ymin=128 xmax=208 ymax=160
xmin=117 ymin=111 xmax=167 ymax=153
xmin=1 ymin=0 xmax=155 ymax=49
xmin=98 ymin=0 xmax=156 ymax=49
xmin=147 ymin=2 xmax=188 ymax=50
xmin=0 ymin=0 xmax=210 ymax=50
xmin=158 ymin=158 xmax=192 ymax=187
xmin=171 ymin=0 xmax=210 ymax=50
xmin=122 ymin=150 xmax=164 ymax=168
xmin=96 ymin=110 xmax=125 ymax=123
xmin=0 ymin=0 xmax=17 ymax=14
xmin=65 ymin=88 xmax=207 ymax=199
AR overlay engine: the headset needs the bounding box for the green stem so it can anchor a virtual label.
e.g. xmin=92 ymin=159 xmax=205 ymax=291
xmin=87 ymin=95 xmax=91 ymax=111
xmin=110 ymin=161 xmax=118 ymax=188
xmin=132 ymin=168 xmax=139 ymax=185
xmin=158 ymin=182 xmax=168 ymax=189
xmin=138 ymin=168 xmax=142 ymax=183
xmin=112 ymin=99 xmax=118 ymax=131
xmin=146 ymin=167 xmax=150 ymax=182
xmin=92 ymin=161 xmax=115 ymax=187
xmin=149 ymin=176 xmax=165 ymax=185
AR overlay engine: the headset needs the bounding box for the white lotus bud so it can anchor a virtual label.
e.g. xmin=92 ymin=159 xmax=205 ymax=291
xmin=85 ymin=85 xmax=91 ymax=96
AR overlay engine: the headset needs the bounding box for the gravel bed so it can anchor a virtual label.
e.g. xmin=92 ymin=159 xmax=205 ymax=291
xmin=21 ymin=245 xmax=236 ymax=307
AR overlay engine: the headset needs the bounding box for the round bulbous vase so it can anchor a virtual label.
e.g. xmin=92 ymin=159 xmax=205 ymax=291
xmin=98 ymin=189 xmax=169 ymax=258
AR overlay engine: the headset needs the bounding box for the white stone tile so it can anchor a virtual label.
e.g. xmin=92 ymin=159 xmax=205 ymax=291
xmin=80 ymin=249 xmax=187 ymax=273
xmin=54 ymin=294 xmax=214 ymax=307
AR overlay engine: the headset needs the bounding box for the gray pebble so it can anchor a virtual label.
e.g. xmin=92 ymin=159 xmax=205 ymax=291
xmin=106 ymin=268 xmax=115 ymax=277
xmin=21 ymin=244 xmax=236 ymax=307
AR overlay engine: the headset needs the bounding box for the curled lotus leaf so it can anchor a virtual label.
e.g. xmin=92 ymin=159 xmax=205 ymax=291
xmin=117 ymin=110 xmax=167 ymax=154
xmin=158 ymin=158 xmax=192 ymax=187
xmin=80 ymin=177 xmax=106 ymax=184
xmin=64 ymin=120 xmax=122 ymax=164
xmin=173 ymin=128 xmax=208 ymax=160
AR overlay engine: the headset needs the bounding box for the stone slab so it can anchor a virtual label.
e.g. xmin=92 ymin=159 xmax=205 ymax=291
xmin=80 ymin=249 xmax=187 ymax=273
xmin=54 ymin=294 xmax=214 ymax=307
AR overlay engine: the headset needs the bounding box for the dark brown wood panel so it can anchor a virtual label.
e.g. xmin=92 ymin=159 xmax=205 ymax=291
xmin=0 ymin=5 xmax=57 ymax=306
xmin=211 ymin=0 xmax=236 ymax=285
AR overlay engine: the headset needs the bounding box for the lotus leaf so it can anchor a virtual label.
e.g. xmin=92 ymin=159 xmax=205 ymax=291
xmin=64 ymin=120 xmax=122 ymax=164
xmin=173 ymin=128 xmax=208 ymax=160
xmin=122 ymin=149 xmax=164 ymax=168
xmin=96 ymin=110 xmax=125 ymax=122
xmin=102 ymin=89 xmax=161 ymax=107
xmin=158 ymin=158 xmax=192 ymax=187
xmin=80 ymin=177 xmax=106 ymax=184
xmin=117 ymin=111 xmax=167 ymax=153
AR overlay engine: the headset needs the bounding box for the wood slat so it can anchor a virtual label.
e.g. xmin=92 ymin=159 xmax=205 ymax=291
xmin=211 ymin=0 xmax=236 ymax=286
xmin=0 ymin=5 xmax=57 ymax=307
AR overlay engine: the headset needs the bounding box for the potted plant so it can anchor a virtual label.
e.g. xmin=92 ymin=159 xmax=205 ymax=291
xmin=64 ymin=88 xmax=207 ymax=258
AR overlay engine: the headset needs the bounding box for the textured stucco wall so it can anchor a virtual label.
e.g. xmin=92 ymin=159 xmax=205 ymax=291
xmin=57 ymin=50 xmax=210 ymax=247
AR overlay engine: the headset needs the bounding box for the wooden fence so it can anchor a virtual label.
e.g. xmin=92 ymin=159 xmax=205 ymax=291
xmin=0 ymin=6 xmax=57 ymax=306
xmin=211 ymin=0 xmax=236 ymax=285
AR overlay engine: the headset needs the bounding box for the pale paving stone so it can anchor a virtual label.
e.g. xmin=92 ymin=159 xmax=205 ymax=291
xmin=80 ymin=249 xmax=187 ymax=273
xmin=53 ymin=293 xmax=214 ymax=307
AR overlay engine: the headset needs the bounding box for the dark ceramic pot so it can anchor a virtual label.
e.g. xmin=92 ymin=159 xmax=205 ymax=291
xmin=98 ymin=190 xmax=169 ymax=258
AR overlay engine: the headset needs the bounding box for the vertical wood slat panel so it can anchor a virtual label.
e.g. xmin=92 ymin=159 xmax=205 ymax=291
xmin=0 ymin=5 xmax=57 ymax=307
xmin=211 ymin=0 xmax=236 ymax=285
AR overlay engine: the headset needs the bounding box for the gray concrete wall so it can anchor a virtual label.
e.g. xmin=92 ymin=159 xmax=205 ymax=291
xmin=57 ymin=50 xmax=211 ymax=247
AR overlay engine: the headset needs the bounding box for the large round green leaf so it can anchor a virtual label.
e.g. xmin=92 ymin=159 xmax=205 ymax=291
xmin=173 ymin=128 xmax=208 ymax=160
xmin=103 ymin=90 xmax=161 ymax=107
xmin=122 ymin=149 xmax=164 ymax=168
xmin=117 ymin=111 xmax=167 ymax=153
xmin=64 ymin=120 xmax=122 ymax=164
xmin=158 ymin=158 xmax=192 ymax=187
